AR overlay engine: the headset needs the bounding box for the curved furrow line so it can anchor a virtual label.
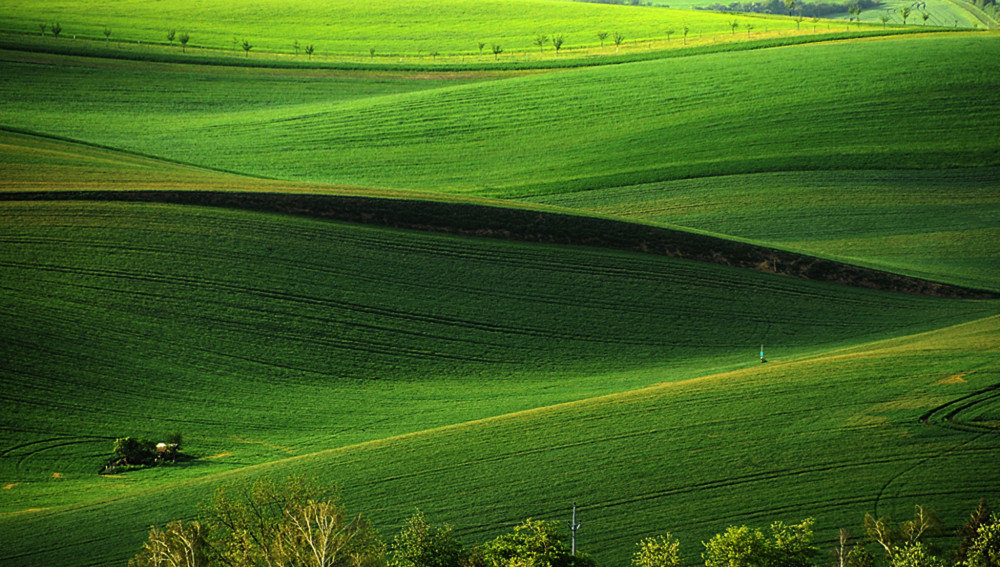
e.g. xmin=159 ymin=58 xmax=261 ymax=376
xmin=3 ymin=260 xmax=715 ymax=349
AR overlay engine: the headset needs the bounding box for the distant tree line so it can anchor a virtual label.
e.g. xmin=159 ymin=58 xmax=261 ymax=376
xmin=133 ymin=477 xmax=999 ymax=567
xmin=695 ymin=0 xmax=880 ymax=17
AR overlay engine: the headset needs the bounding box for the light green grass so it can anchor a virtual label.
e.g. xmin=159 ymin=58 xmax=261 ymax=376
xmin=3 ymin=35 xmax=996 ymax=193
xmin=0 ymin=0 xmax=807 ymax=58
xmin=636 ymin=0 xmax=990 ymax=28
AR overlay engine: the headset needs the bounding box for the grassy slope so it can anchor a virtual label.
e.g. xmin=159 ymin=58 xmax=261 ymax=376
xmin=529 ymin=168 xmax=1000 ymax=292
xmin=3 ymin=34 xmax=996 ymax=289
xmin=0 ymin=0 xmax=805 ymax=56
xmin=638 ymin=0 xmax=988 ymax=28
xmin=5 ymin=35 xmax=997 ymax=192
xmin=5 ymin=199 xmax=990 ymax=486
xmin=3 ymin=304 xmax=998 ymax=566
xmin=0 ymin=8 xmax=997 ymax=563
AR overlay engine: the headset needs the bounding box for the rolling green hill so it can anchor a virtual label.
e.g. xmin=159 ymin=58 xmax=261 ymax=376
xmin=0 ymin=2 xmax=998 ymax=564
xmin=2 ymin=34 xmax=997 ymax=290
xmin=0 ymin=0 xmax=807 ymax=58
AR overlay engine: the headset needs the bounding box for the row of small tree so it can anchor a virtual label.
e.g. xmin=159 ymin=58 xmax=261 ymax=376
xmin=132 ymin=477 xmax=999 ymax=567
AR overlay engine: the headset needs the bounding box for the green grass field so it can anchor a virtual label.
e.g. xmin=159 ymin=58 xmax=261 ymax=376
xmin=0 ymin=200 xmax=997 ymax=565
xmin=3 ymin=33 xmax=996 ymax=289
xmin=0 ymin=0 xmax=998 ymax=564
xmin=0 ymin=0 xmax=810 ymax=58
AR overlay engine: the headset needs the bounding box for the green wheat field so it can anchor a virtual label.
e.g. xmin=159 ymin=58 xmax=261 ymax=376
xmin=0 ymin=0 xmax=998 ymax=564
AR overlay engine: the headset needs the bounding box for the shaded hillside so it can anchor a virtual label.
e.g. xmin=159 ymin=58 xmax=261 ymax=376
xmin=4 ymin=190 xmax=996 ymax=299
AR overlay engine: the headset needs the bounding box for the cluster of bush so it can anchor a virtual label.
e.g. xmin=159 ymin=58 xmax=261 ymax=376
xmin=132 ymin=476 xmax=999 ymax=567
xmin=102 ymin=432 xmax=182 ymax=474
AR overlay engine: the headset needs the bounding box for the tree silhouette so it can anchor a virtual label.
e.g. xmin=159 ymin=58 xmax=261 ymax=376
xmin=179 ymin=32 xmax=190 ymax=53
xmin=51 ymin=23 xmax=62 ymax=38
xmin=597 ymin=31 xmax=608 ymax=47
xmin=241 ymin=39 xmax=252 ymax=57
xmin=899 ymin=5 xmax=911 ymax=24
xmin=730 ymin=19 xmax=740 ymax=34
xmin=305 ymin=44 xmax=314 ymax=59
xmin=553 ymin=35 xmax=564 ymax=56
xmin=613 ymin=31 xmax=625 ymax=51
xmin=534 ymin=34 xmax=548 ymax=53
xmin=167 ymin=29 xmax=176 ymax=45
xmin=491 ymin=43 xmax=503 ymax=60
xmin=103 ymin=26 xmax=111 ymax=44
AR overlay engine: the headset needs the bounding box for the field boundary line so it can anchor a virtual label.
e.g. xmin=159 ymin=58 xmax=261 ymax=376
xmin=3 ymin=189 xmax=996 ymax=300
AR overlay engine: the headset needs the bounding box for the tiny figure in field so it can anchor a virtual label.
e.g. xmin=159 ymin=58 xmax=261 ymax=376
xmin=760 ymin=345 xmax=767 ymax=363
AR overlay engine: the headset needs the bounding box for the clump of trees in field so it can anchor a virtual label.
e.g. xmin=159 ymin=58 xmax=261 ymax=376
xmin=103 ymin=431 xmax=183 ymax=473
xmin=134 ymin=478 xmax=999 ymax=567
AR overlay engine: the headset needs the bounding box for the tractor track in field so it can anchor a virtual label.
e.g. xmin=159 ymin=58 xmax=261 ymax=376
xmin=1 ymin=259 xmax=693 ymax=352
xmin=919 ymin=380 xmax=1000 ymax=433
xmin=2 ymin=191 xmax=997 ymax=300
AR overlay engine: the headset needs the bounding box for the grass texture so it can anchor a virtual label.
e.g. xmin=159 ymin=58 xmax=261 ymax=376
xmin=0 ymin=8 xmax=997 ymax=565
xmin=1 ymin=0 xmax=810 ymax=58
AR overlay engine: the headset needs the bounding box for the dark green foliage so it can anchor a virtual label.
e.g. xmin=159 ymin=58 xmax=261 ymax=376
xmin=962 ymin=516 xmax=1000 ymax=567
xmin=113 ymin=437 xmax=156 ymax=465
xmin=957 ymin=500 xmax=993 ymax=565
xmin=178 ymin=32 xmax=189 ymax=52
xmin=50 ymin=22 xmax=61 ymax=38
xmin=847 ymin=543 xmax=876 ymax=567
xmin=241 ymin=38 xmax=251 ymax=56
xmin=166 ymin=29 xmax=175 ymax=44
xmin=481 ymin=519 xmax=594 ymax=567
xmin=165 ymin=431 xmax=183 ymax=450
xmin=390 ymin=511 xmax=465 ymax=567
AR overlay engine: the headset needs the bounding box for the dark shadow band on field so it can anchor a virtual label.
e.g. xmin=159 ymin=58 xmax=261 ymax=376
xmin=3 ymin=190 xmax=996 ymax=299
